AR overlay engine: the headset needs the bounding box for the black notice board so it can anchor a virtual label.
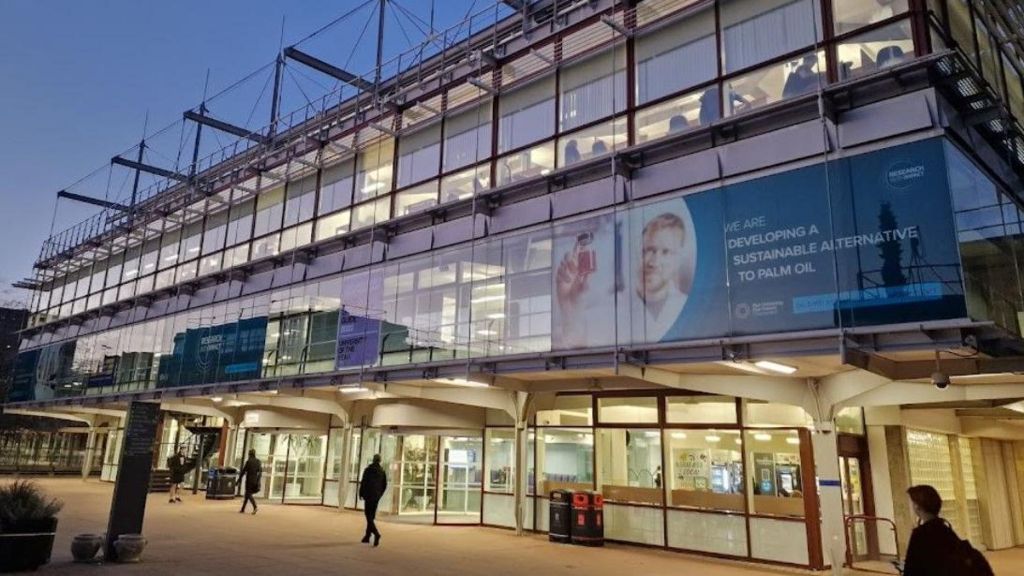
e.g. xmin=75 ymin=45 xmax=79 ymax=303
xmin=105 ymin=401 xmax=160 ymax=560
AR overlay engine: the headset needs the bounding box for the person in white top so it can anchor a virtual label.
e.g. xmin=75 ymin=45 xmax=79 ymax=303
xmin=637 ymin=213 xmax=689 ymax=342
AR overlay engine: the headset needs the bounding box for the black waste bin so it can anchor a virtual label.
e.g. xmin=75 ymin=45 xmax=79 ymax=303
xmin=570 ymin=491 xmax=604 ymax=547
xmin=548 ymin=489 xmax=573 ymax=543
xmin=205 ymin=467 xmax=238 ymax=500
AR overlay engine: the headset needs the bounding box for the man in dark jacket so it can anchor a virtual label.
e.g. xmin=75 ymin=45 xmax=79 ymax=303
xmin=359 ymin=454 xmax=387 ymax=546
xmin=237 ymin=449 xmax=262 ymax=515
xmin=167 ymin=446 xmax=186 ymax=504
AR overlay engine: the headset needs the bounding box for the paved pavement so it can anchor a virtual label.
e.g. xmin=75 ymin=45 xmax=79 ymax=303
xmin=7 ymin=478 xmax=1024 ymax=576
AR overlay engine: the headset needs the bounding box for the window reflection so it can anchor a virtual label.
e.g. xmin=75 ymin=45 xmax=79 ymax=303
xmin=837 ymin=20 xmax=914 ymax=81
xmin=441 ymin=164 xmax=490 ymax=203
xmin=832 ymin=0 xmax=909 ymax=35
xmin=664 ymin=429 xmax=744 ymax=511
xmin=597 ymin=428 xmax=663 ymax=505
xmin=496 ymin=141 xmax=555 ymax=185
xmin=724 ymin=51 xmax=826 ymax=117
xmin=355 ymin=138 xmax=395 ymax=204
xmin=538 ymin=428 xmax=594 ymax=494
xmin=635 ymin=2 xmax=717 ymax=105
xmin=745 ymin=430 xmax=805 ymax=517
xmin=315 ymin=209 xmax=351 ymax=241
xmin=635 ymin=90 xmax=708 ymax=143
xmin=499 ymin=76 xmax=556 ymax=153
xmin=720 ymin=0 xmax=822 ymax=74
xmin=557 ymin=118 xmax=628 ymax=168
xmin=560 ymin=50 xmax=627 ymax=131
xmin=394 ymin=181 xmax=439 ymax=217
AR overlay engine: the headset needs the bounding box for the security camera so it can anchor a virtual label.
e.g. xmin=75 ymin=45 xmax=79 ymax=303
xmin=931 ymin=371 xmax=950 ymax=390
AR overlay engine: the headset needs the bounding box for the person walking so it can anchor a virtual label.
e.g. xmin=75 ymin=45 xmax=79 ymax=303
xmin=359 ymin=454 xmax=387 ymax=546
xmin=167 ymin=446 xmax=186 ymax=504
xmin=902 ymin=484 xmax=993 ymax=576
xmin=237 ymin=449 xmax=262 ymax=515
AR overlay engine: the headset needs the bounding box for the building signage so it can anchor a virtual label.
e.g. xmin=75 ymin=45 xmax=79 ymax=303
xmin=552 ymin=137 xmax=964 ymax=349
xmin=156 ymin=317 xmax=268 ymax=388
xmin=334 ymin=309 xmax=382 ymax=369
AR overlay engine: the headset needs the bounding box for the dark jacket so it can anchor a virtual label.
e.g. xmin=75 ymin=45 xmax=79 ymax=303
xmin=238 ymin=457 xmax=262 ymax=493
xmin=359 ymin=462 xmax=387 ymax=502
xmin=903 ymin=518 xmax=962 ymax=576
xmin=167 ymin=453 xmax=186 ymax=483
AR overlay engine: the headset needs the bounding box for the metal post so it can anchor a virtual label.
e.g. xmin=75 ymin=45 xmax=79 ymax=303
xmin=82 ymin=428 xmax=97 ymax=480
xmin=189 ymin=103 xmax=205 ymax=180
xmin=270 ymin=55 xmax=284 ymax=138
xmin=374 ymin=0 xmax=387 ymax=100
xmin=127 ymin=139 xmax=145 ymax=227
xmin=191 ymin=435 xmax=206 ymax=495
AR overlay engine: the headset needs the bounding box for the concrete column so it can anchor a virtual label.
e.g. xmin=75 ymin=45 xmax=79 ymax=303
xmin=81 ymin=428 xmax=98 ymax=480
xmin=812 ymin=421 xmax=846 ymax=574
xmin=883 ymin=425 xmax=913 ymax=556
xmin=514 ymin=417 xmax=527 ymax=535
xmin=337 ymin=424 xmax=354 ymax=510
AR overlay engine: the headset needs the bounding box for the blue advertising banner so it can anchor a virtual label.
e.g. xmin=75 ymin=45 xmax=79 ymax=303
xmin=552 ymin=137 xmax=965 ymax=349
xmin=156 ymin=317 xmax=268 ymax=388
xmin=335 ymin=310 xmax=382 ymax=369
xmin=9 ymin=341 xmax=76 ymax=402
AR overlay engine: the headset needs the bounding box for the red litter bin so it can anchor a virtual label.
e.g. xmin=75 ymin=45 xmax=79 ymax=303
xmin=570 ymin=491 xmax=604 ymax=547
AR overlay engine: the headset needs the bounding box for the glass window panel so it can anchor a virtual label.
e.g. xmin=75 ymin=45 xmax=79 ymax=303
xmin=122 ymin=246 xmax=142 ymax=281
xmin=227 ymin=200 xmax=255 ymax=246
xmin=485 ymin=428 xmax=515 ymax=493
xmin=279 ymin=223 xmax=313 ymax=252
xmin=315 ymin=209 xmax=351 ymax=241
xmin=496 ymin=141 xmax=555 ymax=186
xmin=666 ymin=395 xmax=737 ymax=424
xmin=837 ymin=20 xmax=915 ymax=81
xmin=975 ymin=20 xmax=1001 ymax=91
xmin=538 ymin=428 xmax=594 ymax=494
xmin=283 ymin=174 xmax=317 ymax=227
xmin=499 ymin=76 xmax=556 ymax=153
xmin=597 ymin=428 xmax=663 ymax=505
xmin=906 ymin=430 xmax=960 ymax=532
xmin=947 ymin=0 xmax=976 ymax=65
xmin=536 ymin=395 xmax=593 ymax=426
xmin=319 ymin=160 xmax=355 ymax=215
xmin=253 ymin=186 xmax=285 ymax=237
xmin=720 ymin=0 xmax=822 ymax=74
xmin=138 ymin=272 xmax=155 ymax=296
xmin=139 ymin=241 xmax=159 ymax=277
xmin=832 ymin=0 xmax=909 ymax=35
xmin=745 ymin=430 xmax=805 ymax=516
xmin=154 ymin=269 xmax=174 ymax=291
xmin=835 ymin=407 xmax=865 ymax=435
xmin=1002 ymin=56 xmax=1023 ymax=124
xmin=225 ymin=244 xmax=249 ymax=268
xmin=743 ymin=400 xmax=812 ymax=427
xmin=635 ymin=89 xmax=708 ymax=143
xmin=202 ymin=211 xmax=228 ymax=255
xmin=355 ymin=137 xmax=394 ymax=203
xmin=251 ymin=233 xmax=281 ymax=260
xmin=179 ymin=222 xmax=203 ymax=263
xmin=597 ymin=397 xmax=659 ymax=424
xmin=557 ymin=117 xmax=628 ymax=168
xmin=105 ymin=254 xmax=123 ymax=289
xmin=199 ymin=252 xmax=222 ymax=277
xmin=175 ymin=261 xmax=198 ymax=283
xmin=397 ymin=123 xmax=441 ymax=187
xmin=723 ymin=50 xmax=826 ymax=117
xmin=664 ymin=429 xmax=744 ymax=511
xmin=441 ymin=164 xmax=490 ymax=203
xmin=158 ymin=230 xmax=180 ymax=271
xmin=444 ymin=101 xmax=492 ymax=172
xmin=394 ymin=180 xmax=439 ymax=217
xmin=635 ymin=3 xmax=717 ymax=104
xmin=351 ymin=197 xmax=391 ymax=231
xmin=560 ymin=49 xmax=627 ymax=131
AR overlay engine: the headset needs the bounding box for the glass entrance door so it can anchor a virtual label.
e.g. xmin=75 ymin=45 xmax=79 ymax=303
xmin=396 ymin=435 xmax=438 ymax=522
xmin=437 ymin=435 xmax=483 ymax=524
xmin=840 ymin=456 xmax=868 ymax=559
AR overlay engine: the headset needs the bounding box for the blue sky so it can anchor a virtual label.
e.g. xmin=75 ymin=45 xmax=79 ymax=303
xmin=0 ymin=0 xmax=497 ymax=306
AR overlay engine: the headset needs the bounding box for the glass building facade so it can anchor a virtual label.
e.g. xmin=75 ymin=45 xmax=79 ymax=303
xmin=6 ymin=0 xmax=1024 ymax=571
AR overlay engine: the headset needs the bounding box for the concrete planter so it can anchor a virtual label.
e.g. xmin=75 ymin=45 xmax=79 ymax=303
xmin=113 ymin=534 xmax=147 ymax=563
xmin=71 ymin=533 xmax=104 ymax=562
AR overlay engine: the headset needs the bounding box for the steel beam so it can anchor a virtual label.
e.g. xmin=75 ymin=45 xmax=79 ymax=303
xmin=184 ymin=110 xmax=268 ymax=144
xmin=283 ymin=46 xmax=376 ymax=93
xmin=56 ymin=190 xmax=131 ymax=212
xmin=111 ymin=157 xmax=188 ymax=182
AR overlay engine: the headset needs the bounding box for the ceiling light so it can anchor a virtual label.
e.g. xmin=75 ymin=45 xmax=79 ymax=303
xmin=671 ymin=432 xmax=687 ymax=439
xmin=339 ymin=386 xmax=364 ymax=394
xmin=786 ymin=437 xmax=800 ymax=445
xmin=432 ymin=377 xmax=489 ymax=388
xmin=753 ymin=360 xmax=798 ymax=375
xmin=715 ymin=360 xmax=768 ymax=375
xmin=211 ymin=396 xmax=223 ymax=402
xmin=754 ymin=433 xmax=772 ymax=442
xmin=486 ymin=313 xmax=506 ymax=319
xmin=705 ymin=434 xmax=721 ymax=443
xmin=470 ymin=295 xmax=505 ymax=304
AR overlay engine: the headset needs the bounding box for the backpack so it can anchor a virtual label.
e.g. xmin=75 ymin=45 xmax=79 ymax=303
xmin=944 ymin=523 xmax=994 ymax=576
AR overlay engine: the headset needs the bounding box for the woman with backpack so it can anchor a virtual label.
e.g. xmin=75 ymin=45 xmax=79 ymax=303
xmin=903 ymin=484 xmax=993 ymax=576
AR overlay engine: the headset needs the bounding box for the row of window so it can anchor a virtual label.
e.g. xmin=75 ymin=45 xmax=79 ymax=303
xmin=31 ymin=0 xmax=941 ymax=324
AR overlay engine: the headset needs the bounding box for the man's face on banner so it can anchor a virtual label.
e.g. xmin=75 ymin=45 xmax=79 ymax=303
xmin=640 ymin=221 xmax=684 ymax=302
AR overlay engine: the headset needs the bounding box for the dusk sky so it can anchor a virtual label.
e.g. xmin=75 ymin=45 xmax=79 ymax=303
xmin=0 ymin=0 xmax=494 ymax=306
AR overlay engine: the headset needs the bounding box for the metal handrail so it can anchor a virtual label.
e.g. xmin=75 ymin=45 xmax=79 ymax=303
xmin=844 ymin=514 xmax=901 ymax=574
